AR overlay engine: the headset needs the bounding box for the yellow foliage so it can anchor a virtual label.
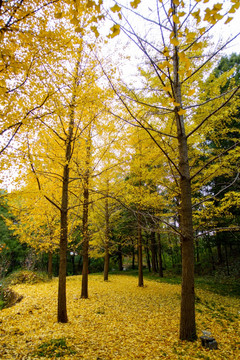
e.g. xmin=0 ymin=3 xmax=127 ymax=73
xmin=0 ymin=275 xmax=239 ymax=359
xmin=172 ymin=15 xmax=180 ymax=24
xmin=107 ymin=24 xmax=121 ymax=39
xmin=130 ymin=0 xmax=141 ymax=9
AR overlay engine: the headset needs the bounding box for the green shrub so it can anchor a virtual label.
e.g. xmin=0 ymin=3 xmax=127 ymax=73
xmin=34 ymin=338 xmax=76 ymax=358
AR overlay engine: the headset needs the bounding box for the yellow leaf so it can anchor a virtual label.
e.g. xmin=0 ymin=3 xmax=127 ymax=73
xmin=54 ymin=12 xmax=63 ymax=19
xmin=130 ymin=0 xmax=141 ymax=9
xmin=213 ymin=3 xmax=222 ymax=11
xmin=178 ymin=11 xmax=186 ymax=17
xmin=229 ymin=5 xmax=237 ymax=13
xmin=70 ymin=17 xmax=79 ymax=25
xmin=91 ymin=26 xmax=100 ymax=38
xmin=188 ymin=89 xmax=195 ymax=96
xmin=75 ymin=26 xmax=84 ymax=34
xmin=224 ymin=16 xmax=233 ymax=24
xmin=163 ymin=47 xmax=170 ymax=57
xmin=107 ymin=24 xmax=121 ymax=39
xmin=172 ymin=15 xmax=180 ymax=24
xmin=199 ymin=27 xmax=206 ymax=35
xmin=178 ymin=108 xmax=186 ymax=115
xmin=169 ymin=98 xmax=179 ymax=105
xmin=163 ymin=86 xmax=171 ymax=92
xmin=110 ymin=4 xmax=121 ymax=13
xmin=191 ymin=9 xmax=201 ymax=23
xmin=170 ymin=37 xmax=179 ymax=46
xmin=191 ymin=42 xmax=203 ymax=50
xmin=86 ymin=0 xmax=95 ymax=8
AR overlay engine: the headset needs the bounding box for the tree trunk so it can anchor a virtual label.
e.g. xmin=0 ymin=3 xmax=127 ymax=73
xmin=224 ymin=243 xmax=230 ymax=276
xmin=208 ymin=243 xmax=215 ymax=271
xmin=117 ymin=244 xmax=123 ymax=271
xmin=48 ymin=251 xmax=53 ymax=279
xmin=81 ymin=136 xmax=91 ymax=299
xmin=132 ymin=239 xmax=135 ymax=269
xmin=177 ymin=134 xmax=196 ymax=340
xmin=146 ymin=243 xmax=151 ymax=272
xmin=150 ymin=231 xmax=157 ymax=273
xmin=157 ymin=233 xmax=163 ymax=277
xmin=81 ymin=185 xmax=89 ymax=298
xmin=172 ymin=2 xmax=196 ymax=340
xmin=57 ymin=57 xmax=79 ymax=322
xmin=137 ymin=211 xmax=144 ymax=287
xmin=104 ymin=181 xmax=110 ymax=281
xmin=195 ymin=239 xmax=200 ymax=263
xmin=216 ymin=234 xmax=223 ymax=264
xmin=104 ymin=251 xmax=109 ymax=280
xmin=58 ymin=163 xmax=70 ymax=323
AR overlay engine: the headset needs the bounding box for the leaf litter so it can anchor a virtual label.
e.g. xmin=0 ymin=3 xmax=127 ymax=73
xmin=0 ymin=274 xmax=239 ymax=359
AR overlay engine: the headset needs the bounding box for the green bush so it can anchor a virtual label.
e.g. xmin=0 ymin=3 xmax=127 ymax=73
xmin=33 ymin=338 xmax=76 ymax=358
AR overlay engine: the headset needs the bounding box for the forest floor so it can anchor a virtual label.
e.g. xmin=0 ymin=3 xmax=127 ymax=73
xmin=0 ymin=274 xmax=239 ymax=359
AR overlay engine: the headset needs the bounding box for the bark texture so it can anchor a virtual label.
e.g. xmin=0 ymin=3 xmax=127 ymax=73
xmin=137 ymin=211 xmax=144 ymax=287
xmin=104 ymin=182 xmax=110 ymax=281
xmin=157 ymin=233 xmax=163 ymax=278
xmin=58 ymin=62 xmax=77 ymax=321
xmin=58 ymin=145 xmax=72 ymax=322
xmin=81 ymin=137 xmax=91 ymax=299
xmin=48 ymin=251 xmax=53 ymax=279
xmin=172 ymin=1 xmax=196 ymax=340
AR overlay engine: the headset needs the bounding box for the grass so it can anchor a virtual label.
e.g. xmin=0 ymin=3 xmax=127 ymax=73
xmin=109 ymin=268 xmax=240 ymax=297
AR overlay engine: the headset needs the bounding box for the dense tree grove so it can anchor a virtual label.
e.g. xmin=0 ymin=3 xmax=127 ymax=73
xmin=0 ymin=0 xmax=240 ymax=342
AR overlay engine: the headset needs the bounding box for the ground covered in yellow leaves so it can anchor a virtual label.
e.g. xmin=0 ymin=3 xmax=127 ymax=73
xmin=0 ymin=274 xmax=239 ymax=359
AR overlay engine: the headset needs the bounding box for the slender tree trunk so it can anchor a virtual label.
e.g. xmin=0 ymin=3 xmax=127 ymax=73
xmin=172 ymin=1 xmax=196 ymax=340
xmin=224 ymin=243 xmax=230 ymax=276
xmin=137 ymin=211 xmax=144 ymax=287
xmin=146 ymin=243 xmax=151 ymax=272
xmin=48 ymin=251 xmax=53 ymax=279
xmin=132 ymin=239 xmax=135 ymax=269
xmin=104 ymin=181 xmax=110 ymax=281
xmin=117 ymin=244 xmax=123 ymax=271
xmin=56 ymin=253 xmax=59 ymax=276
xmin=157 ymin=233 xmax=163 ymax=277
xmin=81 ymin=185 xmax=89 ymax=298
xmin=104 ymin=251 xmax=109 ymax=280
xmin=150 ymin=231 xmax=157 ymax=273
xmin=81 ymin=136 xmax=91 ymax=299
xmin=216 ymin=234 xmax=223 ymax=264
xmin=58 ymin=162 xmax=70 ymax=323
xmin=208 ymin=243 xmax=215 ymax=271
xmin=177 ymin=137 xmax=196 ymax=340
xmin=196 ymin=239 xmax=200 ymax=263
xmin=58 ymin=113 xmax=75 ymax=322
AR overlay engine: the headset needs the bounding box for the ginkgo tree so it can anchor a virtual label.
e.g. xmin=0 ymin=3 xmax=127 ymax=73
xmin=0 ymin=0 xmax=64 ymax=154
xmin=106 ymin=0 xmax=240 ymax=341
xmin=4 ymin=32 xmax=113 ymax=323
xmin=5 ymin=178 xmax=60 ymax=279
